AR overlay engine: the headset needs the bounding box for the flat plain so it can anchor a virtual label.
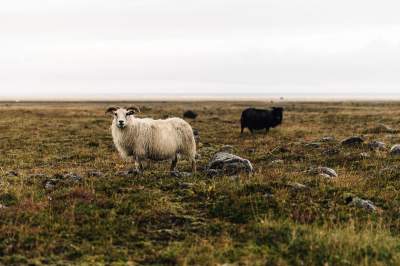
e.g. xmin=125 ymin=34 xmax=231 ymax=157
xmin=1 ymin=101 xmax=400 ymax=265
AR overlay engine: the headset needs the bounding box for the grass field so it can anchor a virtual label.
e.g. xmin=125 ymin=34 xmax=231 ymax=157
xmin=2 ymin=101 xmax=400 ymax=265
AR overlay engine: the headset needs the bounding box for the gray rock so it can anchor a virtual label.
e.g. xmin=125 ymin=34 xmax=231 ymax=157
xmin=44 ymin=178 xmax=59 ymax=191
xmin=64 ymin=173 xmax=83 ymax=182
xmin=305 ymin=142 xmax=322 ymax=148
xmin=349 ymin=197 xmax=377 ymax=212
xmin=307 ymin=167 xmax=338 ymax=178
xmin=205 ymin=169 xmax=219 ymax=177
xmin=207 ymin=152 xmax=253 ymax=176
xmin=8 ymin=171 xmax=18 ymax=177
xmin=269 ymin=159 xmax=284 ymax=165
xmin=341 ymin=136 xmax=364 ymax=146
xmin=368 ymin=141 xmax=386 ymax=150
xmin=390 ymin=144 xmax=400 ymax=155
xmin=321 ymin=136 xmax=335 ymax=142
xmin=170 ymin=171 xmax=192 ymax=178
xmin=87 ymin=171 xmax=104 ymax=177
xmin=288 ymin=182 xmax=307 ymax=190
xmin=359 ymin=152 xmax=370 ymax=159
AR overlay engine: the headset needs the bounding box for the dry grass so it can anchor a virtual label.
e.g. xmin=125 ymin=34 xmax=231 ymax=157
xmin=1 ymin=101 xmax=400 ymax=265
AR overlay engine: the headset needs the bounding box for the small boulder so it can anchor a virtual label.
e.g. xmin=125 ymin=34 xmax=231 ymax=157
xmin=390 ymin=144 xmax=400 ymax=156
xmin=183 ymin=110 xmax=198 ymax=119
xmin=87 ymin=171 xmax=104 ymax=177
xmin=307 ymin=167 xmax=338 ymax=178
xmin=341 ymin=136 xmax=364 ymax=146
xmin=7 ymin=171 xmax=18 ymax=177
xmin=305 ymin=142 xmax=321 ymax=148
xmin=288 ymin=182 xmax=307 ymax=190
xmin=207 ymin=152 xmax=253 ymax=176
xmin=368 ymin=141 xmax=386 ymax=151
xmin=269 ymin=159 xmax=284 ymax=165
xmin=348 ymin=197 xmax=377 ymax=212
xmin=321 ymin=136 xmax=335 ymax=142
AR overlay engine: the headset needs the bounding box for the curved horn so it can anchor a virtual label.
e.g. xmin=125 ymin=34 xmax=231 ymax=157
xmin=126 ymin=105 xmax=140 ymax=113
xmin=105 ymin=106 xmax=118 ymax=114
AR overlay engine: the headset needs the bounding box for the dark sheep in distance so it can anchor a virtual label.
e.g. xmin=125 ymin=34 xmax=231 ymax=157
xmin=240 ymin=107 xmax=284 ymax=134
xmin=183 ymin=110 xmax=198 ymax=119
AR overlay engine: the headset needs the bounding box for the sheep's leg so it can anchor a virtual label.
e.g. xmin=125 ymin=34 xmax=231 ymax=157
xmin=170 ymin=155 xmax=178 ymax=172
xmin=265 ymin=127 xmax=270 ymax=134
xmin=134 ymin=155 xmax=144 ymax=173
xmin=249 ymin=128 xmax=254 ymax=134
xmin=191 ymin=159 xmax=197 ymax=174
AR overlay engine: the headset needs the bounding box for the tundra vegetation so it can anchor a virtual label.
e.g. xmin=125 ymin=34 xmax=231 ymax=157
xmin=1 ymin=101 xmax=400 ymax=265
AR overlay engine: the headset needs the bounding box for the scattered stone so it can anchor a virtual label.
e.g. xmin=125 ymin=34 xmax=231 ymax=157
xmin=183 ymin=110 xmax=198 ymax=119
xmin=307 ymin=167 xmax=338 ymax=178
xmin=170 ymin=171 xmax=192 ymax=178
xmin=263 ymin=192 xmax=274 ymax=198
xmin=0 ymin=203 xmax=7 ymax=209
xmin=64 ymin=173 xmax=83 ymax=182
xmin=349 ymin=197 xmax=377 ymax=212
xmin=207 ymin=152 xmax=253 ymax=176
xmin=305 ymin=142 xmax=322 ymax=148
xmin=87 ymin=171 xmax=104 ymax=177
xmin=359 ymin=152 xmax=370 ymax=159
xmin=368 ymin=141 xmax=386 ymax=151
xmin=43 ymin=179 xmax=59 ymax=191
xmin=7 ymin=171 xmax=18 ymax=177
xmin=288 ymin=182 xmax=307 ymax=190
xmin=269 ymin=159 xmax=284 ymax=165
xmin=321 ymin=136 xmax=335 ymax=142
xmin=390 ymin=144 xmax=400 ymax=155
xmin=341 ymin=136 xmax=364 ymax=146
xmin=323 ymin=148 xmax=340 ymax=156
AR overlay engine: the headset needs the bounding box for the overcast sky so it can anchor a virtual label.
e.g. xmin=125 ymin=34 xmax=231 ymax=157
xmin=1 ymin=0 xmax=400 ymax=98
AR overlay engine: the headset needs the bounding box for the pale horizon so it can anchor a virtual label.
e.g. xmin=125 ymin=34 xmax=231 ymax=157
xmin=1 ymin=0 xmax=400 ymax=98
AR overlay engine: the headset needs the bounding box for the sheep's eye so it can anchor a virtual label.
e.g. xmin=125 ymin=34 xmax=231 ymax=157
xmin=114 ymin=113 xmax=117 ymax=116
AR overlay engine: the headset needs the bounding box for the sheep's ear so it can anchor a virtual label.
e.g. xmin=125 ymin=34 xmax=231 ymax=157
xmin=126 ymin=106 xmax=140 ymax=114
xmin=106 ymin=106 xmax=118 ymax=115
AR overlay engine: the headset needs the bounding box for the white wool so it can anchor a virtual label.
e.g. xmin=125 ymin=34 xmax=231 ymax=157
xmin=111 ymin=116 xmax=196 ymax=164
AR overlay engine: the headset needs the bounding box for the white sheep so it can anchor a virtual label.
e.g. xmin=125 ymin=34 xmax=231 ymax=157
xmin=106 ymin=106 xmax=197 ymax=173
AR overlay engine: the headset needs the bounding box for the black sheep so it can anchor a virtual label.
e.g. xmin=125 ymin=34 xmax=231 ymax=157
xmin=240 ymin=107 xmax=283 ymax=134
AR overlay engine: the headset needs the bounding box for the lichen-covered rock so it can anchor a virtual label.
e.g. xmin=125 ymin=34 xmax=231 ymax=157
xmin=390 ymin=144 xmax=400 ymax=155
xmin=305 ymin=142 xmax=321 ymax=148
xmin=321 ymin=136 xmax=335 ymax=142
xmin=368 ymin=141 xmax=386 ymax=150
xmin=341 ymin=136 xmax=364 ymax=146
xmin=307 ymin=167 xmax=338 ymax=178
xmin=349 ymin=197 xmax=377 ymax=212
xmin=207 ymin=152 xmax=253 ymax=176
xmin=269 ymin=159 xmax=284 ymax=165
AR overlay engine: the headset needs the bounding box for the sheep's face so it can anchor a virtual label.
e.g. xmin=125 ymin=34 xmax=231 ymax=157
xmin=106 ymin=106 xmax=140 ymax=129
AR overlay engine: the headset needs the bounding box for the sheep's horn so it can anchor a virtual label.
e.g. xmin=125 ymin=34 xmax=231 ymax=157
xmin=126 ymin=105 xmax=140 ymax=113
xmin=106 ymin=106 xmax=118 ymax=114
